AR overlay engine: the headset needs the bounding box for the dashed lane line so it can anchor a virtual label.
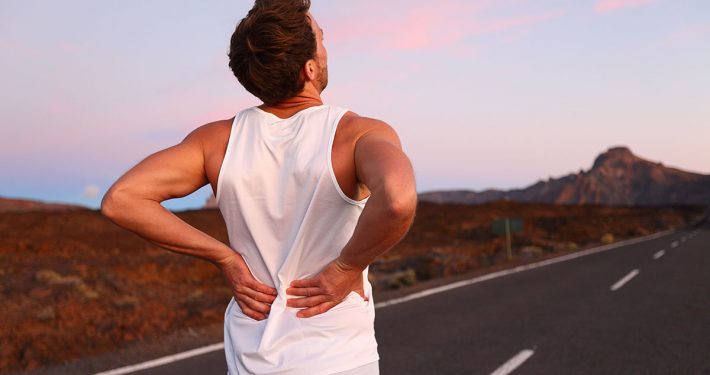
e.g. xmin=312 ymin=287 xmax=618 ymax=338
xmin=610 ymin=269 xmax=640 ymax=291
xmin=93 ymin=229 xmax=674 ymax=375
xmin=490 ymin=349 xmax=535 ymax=375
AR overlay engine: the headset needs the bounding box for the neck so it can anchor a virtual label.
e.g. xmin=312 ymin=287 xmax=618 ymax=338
xmin=258 ymin=84 xmax=323 ymax=118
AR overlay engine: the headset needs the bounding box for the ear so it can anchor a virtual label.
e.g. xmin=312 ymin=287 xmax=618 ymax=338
xmin=303 ymin=58 xmax=317 ymax=82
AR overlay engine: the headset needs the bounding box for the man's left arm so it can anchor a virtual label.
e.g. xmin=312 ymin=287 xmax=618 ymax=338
xmin=101 ymin=124 xmax=277 ymax=320
xmin=101 ymin=124 xmax=230 ymax=263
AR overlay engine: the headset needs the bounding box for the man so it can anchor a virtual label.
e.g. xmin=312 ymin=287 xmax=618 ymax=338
xmin=101 ymin=0 xmax=417 ymax=374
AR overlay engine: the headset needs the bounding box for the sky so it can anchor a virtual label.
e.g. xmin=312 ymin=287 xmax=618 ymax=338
xmin=1 ymin=0 xmax=709 ymax=211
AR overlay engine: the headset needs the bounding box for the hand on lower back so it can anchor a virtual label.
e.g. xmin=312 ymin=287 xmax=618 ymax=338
xmin=286 ymin=258 xmax=366 ymax=318
xmin=217 ymin=251 xmax=277 ymax=321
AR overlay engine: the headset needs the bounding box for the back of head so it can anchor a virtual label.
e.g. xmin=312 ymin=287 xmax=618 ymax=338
xmin=228 ymin=0 xmax=316 ymax=106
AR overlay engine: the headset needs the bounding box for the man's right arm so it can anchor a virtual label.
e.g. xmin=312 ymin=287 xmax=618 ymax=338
xmin=336 ymin=118 xmax=418 ymax=270
xmin=286 ymin=117 xmax=417 ymax=317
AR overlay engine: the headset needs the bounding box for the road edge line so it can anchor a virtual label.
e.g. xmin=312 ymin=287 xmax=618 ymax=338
xmin=94 ymin=229 xmax=674 ymax=374
xmin=93 ymin=343 xmax=224 ymax=375
xmin=374 ymin=229 xmax=673 ymax=308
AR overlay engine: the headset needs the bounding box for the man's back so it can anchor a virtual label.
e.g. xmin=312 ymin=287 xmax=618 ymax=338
xmin=214 ymin=104 xmax=379 ymax=374
xmin=202 ymin=109 xmax=372 ymax=206
xmin=101 ymin=2 xmax=417 ymax=374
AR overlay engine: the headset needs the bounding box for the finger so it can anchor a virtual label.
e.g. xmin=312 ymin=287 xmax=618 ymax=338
xmin=248 ymin=291 xmax=277 ymax=304
xmin=242 ymin=286 xmax=277 ymax=304
xmin=285 ymin=286 xmax=320 ymax=297
xmin=237 ymin=300 xmax=267 ymax=321
xmin=297 ymin=301 xmax=336 ymax=318
xmin=290 ymin=277 xmax=320 ymax=288
xmin=248 ymin=281 xmax=278 ymax=296
xmin=286 ymin=294 xmax=329 ymax=308
xmin=237 ymin=282 xmax=277 ymax=303
xmin=238 ymin=294 xmax=272 ymax=315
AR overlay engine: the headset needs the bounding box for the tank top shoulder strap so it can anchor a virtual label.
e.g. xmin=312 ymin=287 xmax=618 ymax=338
xmin=324 ymin=105 xmax=369 ymax=206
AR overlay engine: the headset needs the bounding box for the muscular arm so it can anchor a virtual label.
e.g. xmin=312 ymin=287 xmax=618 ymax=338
xmin=287 ymin=117 xmax=417 ymax=317
xmin=336 ymin=119 xmax=418 ymax=270
xmin=101 ymin=125 xmax=232 ymax=265
xmin=101 ymin=124 xmax=277 ymax=320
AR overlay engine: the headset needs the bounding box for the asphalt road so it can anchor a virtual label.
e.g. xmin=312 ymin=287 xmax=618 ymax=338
xmin=376 ymin=224 xmax=710 ymax=375
xmin=117 ymin=218 xmax=710 ymax=375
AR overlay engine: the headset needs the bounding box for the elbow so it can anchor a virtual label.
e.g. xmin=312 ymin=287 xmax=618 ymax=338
xmin=383 ymin=184 xmax=417 ymax=222
xmin=100 ymin=191 xmax=119 ymax=221
xmin=100 ymin=187 xmax=129 ymax=222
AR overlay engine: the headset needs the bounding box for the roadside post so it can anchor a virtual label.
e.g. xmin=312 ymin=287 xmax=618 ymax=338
xmin=492 ymin=217 xmax=523 ymax=260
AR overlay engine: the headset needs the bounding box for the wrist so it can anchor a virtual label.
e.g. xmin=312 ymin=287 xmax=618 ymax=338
xmin=211 ymin=247 xmax=240 ymax=270
xmin=334 ymin=256 xmax=366 ymax=273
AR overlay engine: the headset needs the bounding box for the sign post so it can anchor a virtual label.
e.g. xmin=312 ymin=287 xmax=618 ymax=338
xmin=492 ymin=217 xmax=523 ymax=260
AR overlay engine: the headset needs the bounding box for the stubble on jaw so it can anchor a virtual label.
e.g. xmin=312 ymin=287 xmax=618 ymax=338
xmin=318 ymin=63 xmax=329 ymax=92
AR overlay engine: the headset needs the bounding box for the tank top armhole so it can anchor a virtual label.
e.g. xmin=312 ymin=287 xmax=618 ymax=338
xmin=215 ymin=113 xmax=241 ymax=204
xmin=327 ymin=108 xmax=369 ymax=206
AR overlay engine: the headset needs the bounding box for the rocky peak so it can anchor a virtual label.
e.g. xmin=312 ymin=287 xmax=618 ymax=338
xmin=419 ymin=145 xmax=710 ymax=206
xmin=591 ymin=146 xmax=639 ymax=170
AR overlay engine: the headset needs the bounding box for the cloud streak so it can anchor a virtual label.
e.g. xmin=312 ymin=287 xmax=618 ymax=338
xmin=0 ymin=36 xmax=37 ymax=56
xmin=658 ymin=22 xmax=710 ymax=45
xmin=82 ymin=185 xmax=100 ymax=199
xmin=325 ymin=1 xmax=565 ymax=54
xmin=595 ymin=0 xmax=655 ymax=13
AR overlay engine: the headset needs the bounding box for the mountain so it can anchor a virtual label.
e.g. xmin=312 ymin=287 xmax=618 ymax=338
xmin=0 ymin=196 xmax=89 ymax=213
xmin=419 ymin=146 xmax=710 ymax=206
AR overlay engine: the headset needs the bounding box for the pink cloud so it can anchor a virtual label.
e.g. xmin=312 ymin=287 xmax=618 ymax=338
xmin=382 ymin=9 xmax=564 ymax=52
xmin=0 ymin=36 xmax=37 ymax=56
xmin=595 ymin=0 xmax=655 ymax=13
xmin=48 ymin=100 xmax=79 ymax=116
xmin=658 ymin=23 xmax=710 ymax=45
xmin=324 ymin=1 xmax=564 ymax=54
xmin=470 ymin=10 xmax=565 ymax=35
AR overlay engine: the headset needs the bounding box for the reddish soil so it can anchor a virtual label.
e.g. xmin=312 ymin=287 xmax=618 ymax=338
xmin=0 ymin=202 xmax=704 ymax=373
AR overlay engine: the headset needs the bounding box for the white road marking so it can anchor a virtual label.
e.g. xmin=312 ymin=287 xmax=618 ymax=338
xmin=653 ymin=250 xmax=665 ymax=260
xmin=490 ymin=349 xmax=535 ymax=375
xmin=93 ymin=343 xmax=224 ymax=375
xmin=671 ymin=241 xmax=679 ymax=248
xmin=375 ymin=230 xmax=672 ymax=308
xmin=94 ymin=229 xmax=674 ymax=375
xmin=610 ymin=269 xmax=640 ymax=291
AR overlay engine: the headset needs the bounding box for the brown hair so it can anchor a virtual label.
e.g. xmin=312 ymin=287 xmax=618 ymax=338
xmin=228 ymin=0 xmax=316 ymax=106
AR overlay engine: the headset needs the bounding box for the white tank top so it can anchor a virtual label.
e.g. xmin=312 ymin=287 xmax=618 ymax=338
xmin=216 ymin=104 xmax=379 ymax=375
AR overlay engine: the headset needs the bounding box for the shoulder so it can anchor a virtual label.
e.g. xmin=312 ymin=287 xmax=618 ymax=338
xmin=339 ymin=110 xmax=402 ymax=149
xmin=182 ymin=117 xmax=236 ymax=147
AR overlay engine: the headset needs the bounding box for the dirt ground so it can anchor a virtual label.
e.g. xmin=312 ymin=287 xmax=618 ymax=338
xmin=0 ymin=201 xmax=704 ymax=373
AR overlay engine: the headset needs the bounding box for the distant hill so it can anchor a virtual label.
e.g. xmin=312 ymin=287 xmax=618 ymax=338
xmin=419 ymin=146 xmax=710 ymax=206
xmin=2 ymin=200 xmax=703 ymax=372
xmin=0 ymin=196 xmax=89 ymax=213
